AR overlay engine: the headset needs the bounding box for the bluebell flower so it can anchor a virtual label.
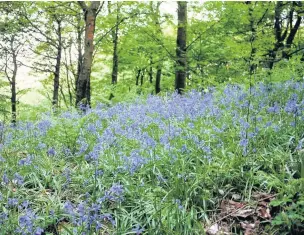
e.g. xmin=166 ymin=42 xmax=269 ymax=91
xmin=240 ymin=138 xmax=248 ymax=147
xmin=0 ymin=212 xmax=8 ymax=225
xmin=19 ymin=155 xmax=33 ymax=166
xmin=267 ymin=102 xmax=280 ymax=114
xmin=7 ymin=198 xmax=18 ymax=207
xmin=47 ymin=147 xmax=56 ymax=157
xmin=13 ymin=173 xmax=24 ymax=186
xmin=16 ymin=208 xmax=39 ymax=235
xmin=285 ymin=94 xmax=298 ymax=115
xmin=2 ymin=173 xmax=9 ymax=185
xmin=77 ymin=137 xmax=89 ymax=155
xmin=64 ymin=201 xmax=74 ymax=215
xmin=37 ymin=119 xmax=52 ymax=135
xmin=35 ymin=227 xmax=44 ymax=235
xmin=239 ymin=118 xmax=250 ymax=130
xmin=36 ymin=142 xmax=46 ymax=150
xmin=94 ymin=169 xmax=103 ymax=177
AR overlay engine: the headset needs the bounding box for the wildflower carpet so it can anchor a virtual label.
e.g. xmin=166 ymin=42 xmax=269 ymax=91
xmin=0 ymin=80 xmax=303 ymax=234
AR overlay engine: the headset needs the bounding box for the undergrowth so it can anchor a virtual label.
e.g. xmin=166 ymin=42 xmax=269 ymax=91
xmin=0 ymin=80 xmax=303 ymax=234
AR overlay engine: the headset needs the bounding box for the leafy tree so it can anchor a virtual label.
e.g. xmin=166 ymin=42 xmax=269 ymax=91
xmin=0 ymin=2 xmax=28 ymax=123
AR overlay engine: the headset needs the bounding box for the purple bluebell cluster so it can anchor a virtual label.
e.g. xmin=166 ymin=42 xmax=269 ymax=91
xmin=63 ymin=183 xmax=121 ymax=232
xmin=0 ymin=80 xmax=303 ymax=233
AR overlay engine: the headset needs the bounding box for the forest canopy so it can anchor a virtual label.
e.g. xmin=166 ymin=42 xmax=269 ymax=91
xmin=0 ymin=1 xmax=303 ymax=119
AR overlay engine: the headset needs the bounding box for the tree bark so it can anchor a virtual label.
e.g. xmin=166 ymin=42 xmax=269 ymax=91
xmin=268 ymin=2 xmax=302 ymax=69
xmin=155 ymin=64 xmax=161 ymax=94
xmin=76 ymin=1 xmax=101 ymax=107
xmin=140 ymin=69 xmax=145 ymax=86
xmin=64 ymin=48 xmax=73 ymax=106
xmin=175 ymin=1 xmax=187 ymax=94
xmin=76 ymin=12 xmax=83 ymax=91
xmin=52 ymin=19 xmax=62 ymax=109
xmin=154 ymin=2 xmax=163 ymax=94
xmin=11 ymin=39 xmax=17 ymax=124
xmin=135 ymin=69 xmax=141 ymax=86
xmin=149 ymin=56 xmax=153 ymax=83
xmin=286 ymin=16 xmax=301 ymax=48
xmin=109 ymin=2 xmax=119 ymax=85
xmin=248 ymin=3 xmax=257 ymax=75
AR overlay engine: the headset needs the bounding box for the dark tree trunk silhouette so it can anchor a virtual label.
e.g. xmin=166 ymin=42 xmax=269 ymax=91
xmin=76 ymin=1 xmax=101 ymax=107
xmin=155 ymin=64 xmax=161 ymax=94
xmin=11 ymin=39 xmax=18 ymax=124
xmin=140 ymin=69 xmax=145 ymax=86
xmin=149 ymin=57 xmax=153 ymax=84
xmin=135 ymin=69 xmax=141 ymax=86
xmin=52 ymin=19 xmax=62 ymax=109
xmin=150 ymin=2 xmax=163 ymax=94
xmin=109 ymin=2 xmax=119 ymax=85
xmin=175 ymin=1 xmax=187 ymax=94
xmin=268 ymin=2 xmax=302 ymax=69
xmin=2 ymin=36 xmax=20 ymax=124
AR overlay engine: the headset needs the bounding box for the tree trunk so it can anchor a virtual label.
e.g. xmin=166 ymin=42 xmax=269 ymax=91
xmin=52 ymin=19 xmax=62 ymax=109
xmin=109 ymin=2 xmax=119 ymax=85
xmin=155 ymin=64 xmax=161 ymax=94
xmin=135 ymin=69 xmax=141 ymax=86
xmin=76 ymin=1 xmax=100 ymax=107
xmin=64 ymin=48 xmax=73 ymax=106
xmin=175 ymin=1 xmax=187 ymax=94
xmin=140 ymin=69 xmax=145 ymax=86
xmin=268 ymin=2 xmax=302 ymax=69
xmin=11 ymin=45 xmax=17 ymax=125
xmin=149 ymin=57 xmax=153 ymax=83
xmin=268 ymin=2 xmax=283 ymax=70
xmin=76 ymin=12 xmax=83 ymax=91
xmin=248 ymin=3 xmax=257 ymax=75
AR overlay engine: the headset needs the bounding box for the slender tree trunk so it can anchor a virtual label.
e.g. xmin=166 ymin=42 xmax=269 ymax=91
xmin=64 ymin=48 xmax=73 ymax=106
xmin=175 ymin=1 xmax=187 ymax=94
xmin=136 ymin=69 xmax=141 ymax=86
xmin=76 ymin=1 xmax=101 ymax=107
xmin=149 ymin=57 xmax=153 ymax=83
xmin=155 ymin=64 xmax=161 ymax=94
xmin=248 ymin=3 xmax=257 ymax=75
xmin=11 ymin=47 xmax=17 ymax=125
xmin=52 ymin=20 xmax=62 ymax=109
xmin=150 ymin=2 xmax=163 ymax=94
xmin=140 ymin=69 xmax=145 ymax=86
xmin=268 ymin=2 xmax=284 ymax=70
xmin=76 ymin=12 xmax=83 ymax=91
xmin=109 ymin=2 xmax=119 ymax=85
xmin=60 ymin=84 xmax=68 ymax=108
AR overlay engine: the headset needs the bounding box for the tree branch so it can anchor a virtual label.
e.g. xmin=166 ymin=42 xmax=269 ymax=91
xmin=77 ymin=1 xmax=87 ymax=10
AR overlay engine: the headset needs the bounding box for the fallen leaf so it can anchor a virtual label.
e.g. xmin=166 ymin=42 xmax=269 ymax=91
xmin=232 ymin=208 xmax=255 ymax=218
xmin=257 ymin=206 xmax=271 ymax=219
xmin=241 ymin=221 xmax=256 ymax=235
